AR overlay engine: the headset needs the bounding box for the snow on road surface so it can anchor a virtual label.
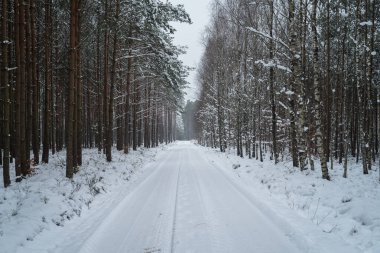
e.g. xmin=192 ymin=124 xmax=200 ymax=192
xmin=60 ymin=142 xmax=302 ymax=253
xmin=10 ymin=141 xmax=363 ymax=253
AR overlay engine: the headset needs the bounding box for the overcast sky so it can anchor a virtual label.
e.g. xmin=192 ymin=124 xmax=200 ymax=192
xmin=169 ymin=0 xmax=212 ymax=102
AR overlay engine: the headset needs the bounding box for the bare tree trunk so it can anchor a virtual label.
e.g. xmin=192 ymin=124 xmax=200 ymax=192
xmin=25 ymin=0 xmax=32 ymax=166
xmin=66 ymin=0 xmax=77 ymax=179
xmin=288 ymin=0 xmax=299 ymax=168
xmin=133 ymin=78 xmax=138 ymax=150
xmin=366 ymin=0 xmax=375 ymax=170
xmin=269 ymin=0 xmax=277 ymax=164
xmin=75 ymin=3 xmax=82 ymax=166
xmin=2 ymin=0 xmax=11 ymax=187
xmin=31 ymin=0 xmax=39 ymax=165
xmin=124 ymin=54 xmax=132 ymax=154
xmin=343 ymin=44 xmax=349 ymax=178
xmin=103 ymin=0 xmax=109 ymax=156
xmin=216 ymin=71 xmax=225 ymax=152
xmin=312 ymin=0 xmax=330 ymax=180
xmin=14 ymin=0 xmax=29 ymax=179
xmin=107 ymin=0 xmax=120 ymax=162
xmin=116 ymin=71 xmax=124 ymax=150
xmin=42 ymin=0 xmax=52 ymax=164
xmin=324 ymin=0 xmax=332 ymax=164
xmin=96 ymin=19 xmax=102 ymax=153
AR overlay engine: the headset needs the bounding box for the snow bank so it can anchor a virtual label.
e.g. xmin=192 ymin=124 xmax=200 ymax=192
xmin=0 ymin=145 xmax=168 ymax=253
xmin=200 ymin=145 xmax=380 ymax=253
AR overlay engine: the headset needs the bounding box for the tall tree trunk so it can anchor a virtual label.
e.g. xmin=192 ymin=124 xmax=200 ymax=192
xmin=25 ymin=0 xmax=32 ymax=166
xmin=107 ymin=0 xmax=120 ymax=162
xmin=269 ymin=0 xmax=277 ymax=164
xmin=96 ymin=19 xmax=102 ymax=153
xmin=325 ymin=0 xmax=332 ymax=163
xmin=15 ymin=0 xmax=29 ymax=179
xmin=132 ymin=78 xmax=138 ymax=151
xmin=2 ymin=0 xmax=11 ymax=187
xmin=103 ymin=0 xmax=109 ymax=156
xmin=66 ymin=0 xmax=78 ymax=179
xmin=288 ymin=0 xmax=299 ymax=168
xmin=297 ymin=0 xmax=307 ymax=171
xmin=42 ymin=0 xmax=52 ymax=163
xmin=312 ymin=0 xmax=330 ymax=180
xmin=75 ymin=3 xmax=82 ymax=166
xmin=31 ymin=0 xmax=39 ymax=165
xmin=124 ymin=51 xmax=132 ymax=154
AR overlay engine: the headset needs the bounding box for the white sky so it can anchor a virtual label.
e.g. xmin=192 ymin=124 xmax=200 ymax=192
xmin=169 ymin=0 xmax=212 ymax=102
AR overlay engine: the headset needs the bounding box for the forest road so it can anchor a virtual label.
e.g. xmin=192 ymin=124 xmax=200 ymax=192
xmin=76 ymin=141 xmax=302 ymax=253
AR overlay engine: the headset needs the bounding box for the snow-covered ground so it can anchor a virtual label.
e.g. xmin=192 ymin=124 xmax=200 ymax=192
xmin=204 ymin=144 xmax=380 ymax=253
xmin=1 ymin=141 xmax=379 ymax=252
xmin=0 ymin=145 xmax=168 ymax=253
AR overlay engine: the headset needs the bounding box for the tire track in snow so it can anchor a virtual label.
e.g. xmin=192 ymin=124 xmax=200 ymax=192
xmin=138 ymin=149 xmax=182 ymax=253
xmin=187 ymin=148 xmax=229 ymax=253
xmin=170 ymin=165 xmax=181 ymax=253
xmin=77 ymin=148 xmax=181 ymax=253
xmin=190 ymin=145 xmax=302 ymax=253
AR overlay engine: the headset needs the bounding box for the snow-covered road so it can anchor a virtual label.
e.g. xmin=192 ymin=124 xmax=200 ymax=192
xmin=5 ymin=141 xmax=373 ymax=253
xmin=71 ymin=142 xmax=301 ymax=253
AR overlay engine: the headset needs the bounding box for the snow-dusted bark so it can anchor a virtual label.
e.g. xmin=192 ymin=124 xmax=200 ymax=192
xmin=312 ymin=0 xmax=330 ymax=180
xmin=288 ymin=0 xmax=300 ymax=168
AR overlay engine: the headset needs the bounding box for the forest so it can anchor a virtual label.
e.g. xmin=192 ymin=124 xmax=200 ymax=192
xmin=0 ymin=0 xmax=190 ymax=187
xmin=186 ymin=0 xmax=380 ymax=180
xmin=1 ymin=0 xmax=380 ymax=189
xmin=1 ymin=0 xmax=380 ymax=251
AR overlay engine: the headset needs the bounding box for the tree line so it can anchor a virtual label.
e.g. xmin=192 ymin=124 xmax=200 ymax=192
xmin=194 ymin=0 xmax=379 ymax=180
xmin=1 ymin=0 xmax=190 ymax=187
